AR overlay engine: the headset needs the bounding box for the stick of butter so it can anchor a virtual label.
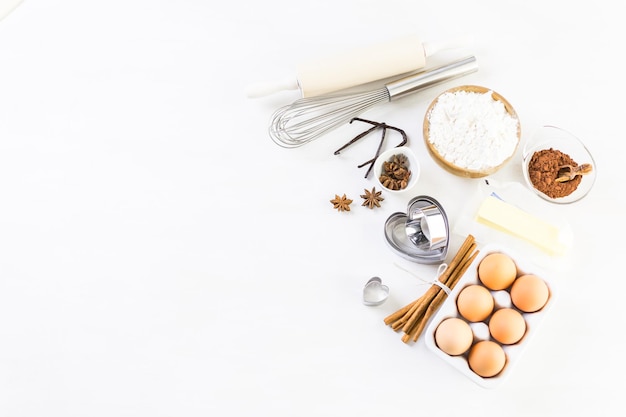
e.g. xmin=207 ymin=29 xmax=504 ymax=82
xmin=476 ymin=196 xmax=567 ymax=256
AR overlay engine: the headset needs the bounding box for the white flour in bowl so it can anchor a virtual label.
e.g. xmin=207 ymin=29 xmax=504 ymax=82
xmin=426 ymin=90 xmax=519 ymax=171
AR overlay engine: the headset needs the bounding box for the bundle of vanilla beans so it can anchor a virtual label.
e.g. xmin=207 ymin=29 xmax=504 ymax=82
xmin=384 ymin=234 xmax=479 ymax=343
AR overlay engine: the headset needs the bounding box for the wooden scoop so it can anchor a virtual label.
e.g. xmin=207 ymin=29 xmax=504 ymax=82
xmin=555 ymin=163 xmax=593 ymax=183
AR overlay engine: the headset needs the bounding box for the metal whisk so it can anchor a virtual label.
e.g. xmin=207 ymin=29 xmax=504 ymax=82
xmin=269 ymin=56 xmax=478 ymax=148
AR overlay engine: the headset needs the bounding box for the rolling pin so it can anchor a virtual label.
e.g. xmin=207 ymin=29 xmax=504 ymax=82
xmin=247 ymin=34 xmax=473 ymax=98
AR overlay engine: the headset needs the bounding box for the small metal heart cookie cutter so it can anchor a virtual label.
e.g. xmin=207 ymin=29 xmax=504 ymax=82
xmin=363 ymin=277 xmax=389 ymax=306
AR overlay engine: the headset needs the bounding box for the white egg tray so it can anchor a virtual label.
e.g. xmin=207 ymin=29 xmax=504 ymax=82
xmin=424 ymin=243 xmax=557 ymax=388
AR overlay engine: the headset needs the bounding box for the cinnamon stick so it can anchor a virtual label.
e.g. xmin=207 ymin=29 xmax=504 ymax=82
xmin=441 ymin=237 xmax=476 ymax=281
xmin=400 ymin=284 xmax=440 ymax=333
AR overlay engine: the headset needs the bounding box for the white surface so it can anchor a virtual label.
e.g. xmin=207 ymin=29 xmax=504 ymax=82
xmin=0 ymin=1 xmax=622 ymax=416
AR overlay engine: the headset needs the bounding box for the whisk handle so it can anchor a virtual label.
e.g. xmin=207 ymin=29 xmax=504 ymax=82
xmin=385 ymin=56 xmax=478 ymax=100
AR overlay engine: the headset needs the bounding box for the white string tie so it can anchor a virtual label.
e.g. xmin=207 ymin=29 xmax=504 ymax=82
xmin=393 ymin=262 xmax=451 ymax=295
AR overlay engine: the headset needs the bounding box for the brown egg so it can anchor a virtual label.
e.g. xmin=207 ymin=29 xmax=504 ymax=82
xmin=478 ymin=252 xmax=517 ymax=290
xmin=468 ymin=340 xmax=506 ymax=378
xmin=489 ymin=308 xmax=526 ymax=344
xmin=510 ymin=274 xmax=550 ymax=312
xmin=456 ymin=284 xmax=494 ymax=322
xmin=434 ymin=317 xmax=474 ymax=356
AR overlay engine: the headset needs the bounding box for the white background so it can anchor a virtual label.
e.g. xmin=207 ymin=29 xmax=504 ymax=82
xmin=0 ymin=1 xmax=623 ymax=416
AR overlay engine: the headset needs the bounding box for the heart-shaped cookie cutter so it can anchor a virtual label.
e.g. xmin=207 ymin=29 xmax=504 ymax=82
xmin=362 ymin=277 xmax=390 ymax=306
xmin=383 ymin=195 xmax=449 ymax=264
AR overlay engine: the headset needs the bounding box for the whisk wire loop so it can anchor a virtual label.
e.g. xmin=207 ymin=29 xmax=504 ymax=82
xmin=269 ymin=88 xmax=391 ymax=148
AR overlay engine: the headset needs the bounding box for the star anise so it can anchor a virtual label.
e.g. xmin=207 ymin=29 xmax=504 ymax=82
xmin=379 ymin=153 xmax=411 ymax=190
xmin=360 ymin=187 xmax=384 ymax=209
xmin=330 ymin=194 xmax=353 ymax=212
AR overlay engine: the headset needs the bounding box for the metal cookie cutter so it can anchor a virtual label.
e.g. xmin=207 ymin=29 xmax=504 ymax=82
xmin=405 ymin=198 xmax=448 ymax=251
xmin=362 ymin=277 xmax=389 ymax=306
xmin=383 ymin=195 xmax=449 ymax=264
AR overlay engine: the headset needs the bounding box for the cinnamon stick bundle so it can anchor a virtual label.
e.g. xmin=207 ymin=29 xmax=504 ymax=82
xmin=385 ymin=234 xmax=479 ymax=344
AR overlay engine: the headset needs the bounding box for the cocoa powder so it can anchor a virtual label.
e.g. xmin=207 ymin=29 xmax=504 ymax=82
xmin=527 ymin=148 xmax=581 ymax=198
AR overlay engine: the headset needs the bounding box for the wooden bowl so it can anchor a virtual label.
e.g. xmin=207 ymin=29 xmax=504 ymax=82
xmin=423 ymin=85 xmax=521 ymax=178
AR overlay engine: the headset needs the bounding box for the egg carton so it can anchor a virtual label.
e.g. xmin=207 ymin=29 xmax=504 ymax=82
xmin=424 ymin=243 xmax=557 ymax=388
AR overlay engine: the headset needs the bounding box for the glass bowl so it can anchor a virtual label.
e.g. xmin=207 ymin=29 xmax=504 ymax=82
xmin=423 ymin=85 xmax=521 ymax=178
xmin=521 ymin=125 xmax=597 ymax=204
